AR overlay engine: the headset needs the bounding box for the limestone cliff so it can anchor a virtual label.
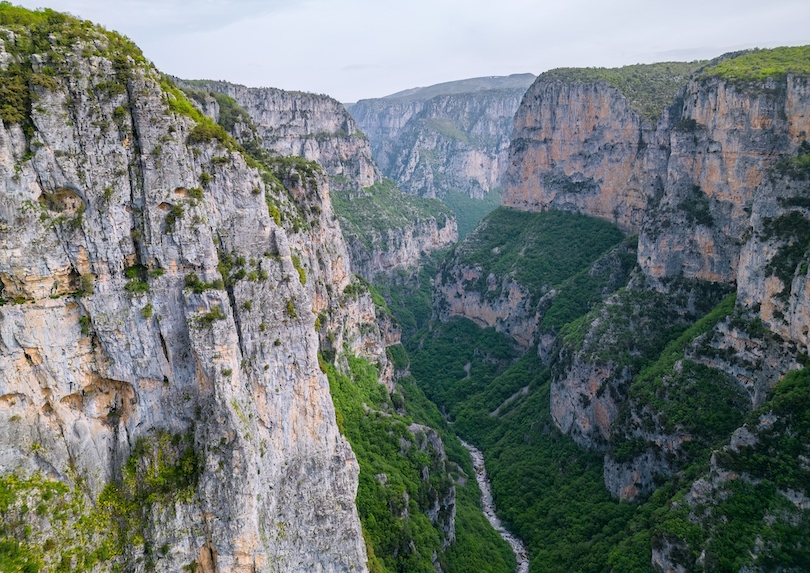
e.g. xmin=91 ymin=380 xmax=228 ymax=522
xmin=502 ymin=62 xmax=703 ymax=233
xmin=433 ymin=207 xmax=629 ymax=350
xmin=639 ymin=72 xmax=810 ymax=282
xmin=502 ymin=57 xmax=810 ymax=281
xmin=452 ymin=50 xmax=810 ymax=509
xmin=179 ymin=79 xmax=381 ymax=193
xmin=332 ymin=179 xmax=457 ymax=280
xmin=503 ymin=80 xmax=652 ymax=232
xmin=0 ymin=11 xmax=369 ymax=572
xmin=180 ymin=81 xmax=458 ymax=282
xmin=734 ymin=152 xmax=810 ymax=347
xmin=349 ymin=75 xmax=534 ymax=199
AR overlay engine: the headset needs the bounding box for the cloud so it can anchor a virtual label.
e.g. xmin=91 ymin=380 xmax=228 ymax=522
xmin=18 ymin=0 xmax=301 ymax=34
xmin=12 ymin=0 xmax=810 ymax=102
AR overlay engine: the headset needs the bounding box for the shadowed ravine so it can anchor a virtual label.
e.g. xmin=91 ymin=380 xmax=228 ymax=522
xmin=461 ymin=440 xmax=530 ymax=573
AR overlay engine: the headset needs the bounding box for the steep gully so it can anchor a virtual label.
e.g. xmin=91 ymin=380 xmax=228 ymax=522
xmin=461 ymin=440 xmax=530 ymax=573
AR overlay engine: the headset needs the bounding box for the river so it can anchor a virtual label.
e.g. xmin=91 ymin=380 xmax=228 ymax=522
xmin=461 ymin=440 xmax=530 ymax=573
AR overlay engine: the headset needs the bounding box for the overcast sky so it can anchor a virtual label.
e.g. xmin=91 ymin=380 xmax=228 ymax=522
xmin=14 ymin=0 xmax=810 ymax=102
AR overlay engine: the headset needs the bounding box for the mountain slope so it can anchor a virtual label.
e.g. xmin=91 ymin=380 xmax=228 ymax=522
xmin=349 ymin=75 xmax=534 ymax=200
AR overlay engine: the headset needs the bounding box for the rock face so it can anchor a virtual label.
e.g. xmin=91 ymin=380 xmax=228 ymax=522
xmin=349 ymin=75 xmax=535 ymax=199
xmin=181 ymin=79 xmax=382 ymax=193
xmin=344 ymin=209 xmax=458 ymax=280
xmin=639 ymin=75 xmax=810 ymax=282
xmin=332 ymin=179 xmax=458 ymax=280
xmin=184 ymin=81 xmax=458 ymax=280
xmin=504 ymin=61 xmax=810 ymax=279
xmin=502 ymin=80 xmax=656 ymax=232
xmin=435 ymin=265 xmax=538 ymax=349
xmin=736 ymin=160 xmax=810 ymax=348
xmin=0 ymin=18 xmax=369 ymax=572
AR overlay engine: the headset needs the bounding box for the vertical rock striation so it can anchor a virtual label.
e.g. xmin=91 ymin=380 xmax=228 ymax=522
xmin=182 ymin=80 xmax=458 ymax=281
xmin=0 ymin=13 xmax=368 ymax=572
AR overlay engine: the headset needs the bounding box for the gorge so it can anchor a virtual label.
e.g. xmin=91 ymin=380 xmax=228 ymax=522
xmin=1 ymin=5 xmax=809 ymax=573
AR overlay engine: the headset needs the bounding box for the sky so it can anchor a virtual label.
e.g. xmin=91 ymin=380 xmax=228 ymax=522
xmin=13 ymin=0 xmax=810 ymax=102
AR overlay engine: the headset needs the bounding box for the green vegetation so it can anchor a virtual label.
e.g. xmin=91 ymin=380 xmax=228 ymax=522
xmin=560 ymin=280 xmax=730 ymax=373
xmin=290 ymin=253 xmax=307 ymax=285
xmin=101 ymin=431 xmax=201 ymax=565
xmin=378 ymin=201 xmax=809 ymax=571
xmin=184 ymin=272 xmax=224 ymax=293
xmin=210 ymin=92 xmax=254 ymax=133
xmin=679 ymin=185 xmax=714 ymax=228
xmin=719 ymin=367 xmax=810 ymax=496
xmin=440 ymin=187 xmax=501 ymax=240
xmin=538 ymin=237 xmax=637 ymax=333
xmin=0 ymin=3 xmax=145 ymax=135
xmin=540 ymin=61 xmax=705 ymax=122
xmin=0 ymin=472 xmax=118 ymax=572
xmin=141 ymin=303 xmax=153 ymax=319
xmin=407 ymin=320 xmax=645 ymax=571
xmin=700 ymin=46 xmax=810 ymax=84
xmin=611 ymin=295 xmax=746 ymax=464
xmin=176 ymin=82 xmax=319 ymax=238
xmin=164 ymin=203 xmax=184 ymax=233
xmin=124 ymin=264 xmax=150 ymax=294
xmin=0 ymin=431 xmax=197 ymax=572
xmin=773 ymin=145 xmax=810 ymax=180
xmin=651 ymin=368 xmax=810 ymax=571
xmin=197 ymin=305 xmax=226 ymax=326
xmin=373 ymin=255 xmax=443 ymax=340
xmin=423 ymin=118 xmax=470 ymax=144
xmin=332 ymin=179 xmax=454 ymax=252
xmin=324 ymin=355 xmax=514 ymax=573
xmin=453 ymin=207 xmax=624 ymax=304
xmin=761 ymin=210 xmax=810 ymax=294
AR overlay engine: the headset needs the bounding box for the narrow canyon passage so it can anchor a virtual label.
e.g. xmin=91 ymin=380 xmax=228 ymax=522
xmin=461 ymin=440 xmax=530 ymax=573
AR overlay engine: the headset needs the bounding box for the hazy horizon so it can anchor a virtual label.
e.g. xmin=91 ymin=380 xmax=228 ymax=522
xmin=11 ymin=0 xmax=810 ymax=102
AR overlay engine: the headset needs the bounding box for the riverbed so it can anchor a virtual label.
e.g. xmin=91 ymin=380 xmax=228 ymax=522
xmin=461 ymin=440 xmax=530 ymax=573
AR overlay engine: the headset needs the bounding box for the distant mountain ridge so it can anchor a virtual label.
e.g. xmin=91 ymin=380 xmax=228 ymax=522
xmin=381 ymin=73 xmax=536 ymax=100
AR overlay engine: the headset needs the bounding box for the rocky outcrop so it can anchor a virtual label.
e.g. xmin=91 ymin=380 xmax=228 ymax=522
xmin=350 ymin=75 xmax=534 ymax=199
xmin=332 ymin=180 xmax=458 ymax=280
xmin=498 ymin=54 xmax=810 ymax=479
xmin=736 ymin=159 xmax=810 ymax=349
xmin=181 ymin=79 xmax=382 ymax=192
xmin=639 ymin=74 xmax=810 ymax=282
xmin=0 ymin=17 xmax=368 ymax=572
xmin=435 ymin=265 xmax=538 ymax=349
xmin=503 ymin=59 xmax=810 ymax=281
xmin=345 ymin=212 xmax=458 ymax=280
xmin=407 ymin=424 xmax=457 ymax=549
xmin=434 ymin=208 xmax=632 ymax=350
xmin=549 ymin=275 xmax=731 ymax=451
xmin=603 ymin=307 xmax=803 ymax=500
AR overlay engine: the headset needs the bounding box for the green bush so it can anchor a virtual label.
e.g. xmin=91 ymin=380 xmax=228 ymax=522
xmin=453 ymin=207 xmax=625 ymax=305
xmin=700 ymin=46 xmax=810 ymax=84
xmin=324 ymin=355 xmax=513 ymax=573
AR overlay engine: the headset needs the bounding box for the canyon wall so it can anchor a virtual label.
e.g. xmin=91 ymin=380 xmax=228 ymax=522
xmin=350 ymin=75 xmax=534 ymax=199
xmin=184 ymin=81 xmax=458 ymax=280
xmin=0 ymin=16 xmax=371 ymax=572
